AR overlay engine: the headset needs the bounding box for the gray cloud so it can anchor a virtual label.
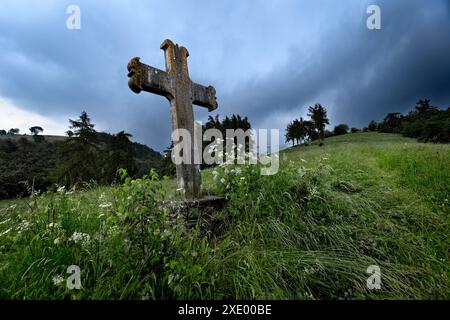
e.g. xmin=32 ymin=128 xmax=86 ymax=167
xmin=0 ymin=0 xmax=449 ymax=150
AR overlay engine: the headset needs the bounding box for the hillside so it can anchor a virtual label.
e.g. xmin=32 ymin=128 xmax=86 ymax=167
xmin=0 ymin=133 xmax=449 ymax=299
xmin=0 ymin=133 xmax=164 ymax=199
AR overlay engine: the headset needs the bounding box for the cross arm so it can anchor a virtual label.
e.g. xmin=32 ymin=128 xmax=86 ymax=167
xmin=127 ymin=57 xmax=173 ymax=99
xmin=191 ymin=82 xmax=218 ymax=112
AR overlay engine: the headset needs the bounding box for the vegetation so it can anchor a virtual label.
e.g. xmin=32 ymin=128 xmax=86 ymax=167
xmin=0 ymin=112 xmax=164 ymax=200
xmin=376 ymin=99 xmax=450 ymax=143
xmin=285 ymin=104 xmax=330 ymax=146
xmin=1 ymin=133 xmax=448 ymax=299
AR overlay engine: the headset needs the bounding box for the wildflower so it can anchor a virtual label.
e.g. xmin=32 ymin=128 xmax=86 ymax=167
xmin=57 ymin=186 xmax=66 ymax=194
xmin=69 ymin=232 xmax=90 ymax=244
xmin=52 ymin=275 xmax=64 ymax=286
xmin=53 ymin=238 xmax=61 ymax=245
xmin=220 ymin=178 xmax=226 ymax=184
xmin=47 ymin=222 xmax=60 ymax=229
xmin=98 ymin=202 xmax=112 ymax=209
xmin=191 ymin=251 xmax=198 ymax=257
xmin=17 ymin=221 xmax=31 ymax=233
xmin=240 ymin=177 xmax=245 ymax=181
xmin=98 ymin=193 xmax=107 ymax=202
xmin=235 ymin=168 xmax=242 ymax=175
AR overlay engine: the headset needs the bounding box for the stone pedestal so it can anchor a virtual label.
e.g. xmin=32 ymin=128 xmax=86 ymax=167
xmin=161 ymin=196 xmax=228 ymax=236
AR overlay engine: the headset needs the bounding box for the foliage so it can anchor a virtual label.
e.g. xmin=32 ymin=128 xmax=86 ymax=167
xmin=368 ymin=120 xmax=378 ymax=132
xmin=0 ymin=137 xmax=58 ymax=199
xmin=0 ymin=112 xmax=163 ymax=200
xmin=201 ymin=114 xmax=252 ymax=168
xmin=378 ymin=100 xmax=450 ymax=143
xmin=1 ymin=133 xmax=448 ymax=299
xmin=308 ymin=104 xmax=330 ymax=142
xmin=29 ymin=126 xmax=44 ymax=136
xmin=333 ymin=124 xmax=349 ymax=136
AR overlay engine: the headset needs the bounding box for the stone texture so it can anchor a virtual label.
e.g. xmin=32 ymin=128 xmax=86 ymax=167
xmin=127 ymin=39 xmax=218 ymax=199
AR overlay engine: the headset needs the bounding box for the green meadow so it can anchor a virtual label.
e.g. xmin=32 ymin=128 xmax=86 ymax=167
xmin=1 ymin=132 xmax=449 ymax=299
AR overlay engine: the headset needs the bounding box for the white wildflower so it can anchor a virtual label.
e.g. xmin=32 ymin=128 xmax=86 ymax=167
xmin=52 ymin=275 xmax=64 ymax=285
xmin=57 ymin=186 xmax=66 ymax=194
xmin=47 ymin=222 xmax=60 ymax=229
xmin=69 ymin=232 xmax=90 ymax=244
xmin=17 ymin=221 xmax=31 ymax=233
xmin=220 ymin=178 xmax=226 ymax=184
xmin=235 ymin=168 xmax=242 ymax=175
xmin=53 ymin=238 xmax=61 ymax=245
xmin=99 ymin=192 xmax=107 ymax=202
xmin=98 ymin=202 xmax=112 ymax=209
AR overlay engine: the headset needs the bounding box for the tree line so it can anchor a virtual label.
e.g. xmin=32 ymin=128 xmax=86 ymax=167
xmin=285 ymin=103 xmax=330 ymax=146
xmin=367 ymin=99 xmax=450 ymax=143
xmin=284 ymin=99 xmax=450 ymax=147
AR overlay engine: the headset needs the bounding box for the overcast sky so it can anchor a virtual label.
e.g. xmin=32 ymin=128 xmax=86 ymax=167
xmin=1 ymin=0 xmax=449 ymax=150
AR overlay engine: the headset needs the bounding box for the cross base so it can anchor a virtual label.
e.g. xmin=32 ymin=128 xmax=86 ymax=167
xmin=161 ymin=196 xmax=229 ymax=237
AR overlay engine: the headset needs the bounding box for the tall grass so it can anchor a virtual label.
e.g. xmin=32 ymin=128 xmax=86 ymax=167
xmin=0 ymin=133 xmax=448 ymax=299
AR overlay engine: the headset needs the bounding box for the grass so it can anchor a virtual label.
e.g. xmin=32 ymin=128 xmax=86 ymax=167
xmin=0 ymin=132 xmax=449 ymax=299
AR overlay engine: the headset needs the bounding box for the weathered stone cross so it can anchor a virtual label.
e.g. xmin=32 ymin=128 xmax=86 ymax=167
xmin=127 ymin=39 xmax=218 ymax=199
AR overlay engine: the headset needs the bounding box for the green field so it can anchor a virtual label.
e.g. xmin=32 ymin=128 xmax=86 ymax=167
xmin=0 ymin=132 xmax=449 ymax=299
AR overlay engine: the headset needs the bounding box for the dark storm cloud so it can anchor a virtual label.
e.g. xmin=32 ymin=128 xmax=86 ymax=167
xmin=221 ymin=0 xmax=450 ymax=132
xmin=0 ymin=0 xmax=449 ymax=150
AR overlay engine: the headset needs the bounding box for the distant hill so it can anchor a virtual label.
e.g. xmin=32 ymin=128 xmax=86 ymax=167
xmin=0 ymin=133 xmax=164 ymax=199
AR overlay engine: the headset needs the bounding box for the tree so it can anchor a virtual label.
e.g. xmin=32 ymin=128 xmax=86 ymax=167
xmin=368 ymin=120 xmax=378 ymax=132
xmin=333 ymin=124 xmax=349 ymax=136
xmin=55 ymin=111 xmax=100 ymax=186
xmin=303 ymin=120 xmax=317 ymax=142
xmin=202 ymin=114 xmax=252 ymax=165
xmin=293 ymin=118 xmax=308 ymax=144
xmin=380 ymin=113 xmax=402 ymax=133
xmin=307 ymin=104 xmax=329 ymax=143
xmin=0 ymin=130 xmax=6 ymax=136
xmin=414 ymin=99 xmax=436 ymax=114
xmin=29 ymin=126 xmax=44 ymax=135
xmin=7 ymin=128 xmax=20 ymax=135
xmin=351 ymin=127 xmax=360 ymax=133
xmin=285 ymin=122 xmax=295 ymax=147
xmin=160 ymin=141 xmax=176 ymax=177
xmin=106 ymin=131 xmax=137 ymax=181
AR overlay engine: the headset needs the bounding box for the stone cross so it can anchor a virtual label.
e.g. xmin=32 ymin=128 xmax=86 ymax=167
xmin=127 ymin=39 xmax=218 ymax=199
